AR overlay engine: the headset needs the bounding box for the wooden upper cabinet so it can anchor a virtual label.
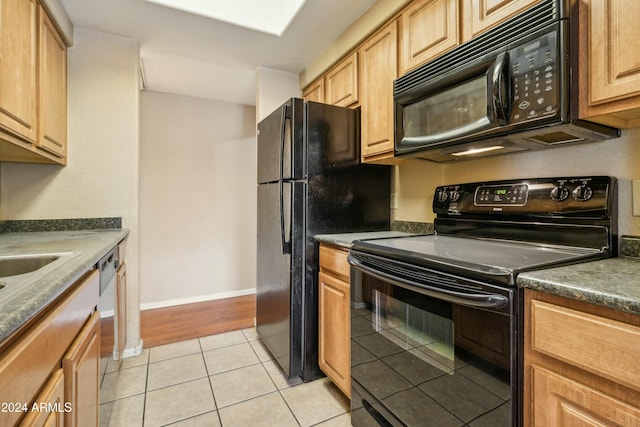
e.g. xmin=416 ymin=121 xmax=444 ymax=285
xmin=38 ymin=5 xmax=67 ymax=159
xmin=461 ymin=0 xmax=542 ymax=41
xmin=0 ymin=0 xmax=67 ymax=164
xmin=400 ymin=0 xmax=460 ymax=74
xmin=324 ymin=51 xmax=359 ymax=107
xmin=302 ymin=78 xmax=324 ymax=103
xmin=578 ymin=0 xmax=640 ymax=128
xmin=360 ymin=20 xmax=398 ymax=162
xmin=0 ymin=0 xmax=38 ymax=144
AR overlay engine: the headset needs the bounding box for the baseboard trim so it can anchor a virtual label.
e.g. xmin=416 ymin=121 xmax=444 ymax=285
xmin=100 ymin=293 xmax=256 ymax=356
xmin=117 ymin=339 xmax=144 ymax=360
xmin=140 ymin=288 xmax=256 ymax=312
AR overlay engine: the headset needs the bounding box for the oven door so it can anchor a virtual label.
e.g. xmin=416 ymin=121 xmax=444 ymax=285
xmin=349 ymin=252 xmax=517 ymax=426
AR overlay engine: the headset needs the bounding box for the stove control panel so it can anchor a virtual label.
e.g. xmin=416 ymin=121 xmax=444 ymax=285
xmin=433 ymin=176 xmax=616 ymax=216
xmin=475 ymin=184 xmax=528 ymax=206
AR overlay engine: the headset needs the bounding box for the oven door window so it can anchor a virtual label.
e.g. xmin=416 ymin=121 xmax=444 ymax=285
xmin=351 ymin=279 xmax=513 ymax=426
xmin=372 ymin=290 xmax=455 ymax=372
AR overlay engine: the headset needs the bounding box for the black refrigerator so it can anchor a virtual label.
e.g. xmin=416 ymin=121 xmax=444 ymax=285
xmin=256 ymin=98 xmax=391 ymax=381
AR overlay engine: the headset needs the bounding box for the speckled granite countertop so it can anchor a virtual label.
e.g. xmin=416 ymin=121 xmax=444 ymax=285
xmin=316 ymin=229 xmax=640 ymax=316
xmin=518 ymin=257 xmax=640 ymax=316
xmin=0 ymin=229 xmax=129 ymax=344
xmin=314 ymin=231 xmax=418 ymax=248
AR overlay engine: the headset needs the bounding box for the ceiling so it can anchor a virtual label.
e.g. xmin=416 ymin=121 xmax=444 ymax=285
xmin=60 ymin=0 xmax=378 ymax=106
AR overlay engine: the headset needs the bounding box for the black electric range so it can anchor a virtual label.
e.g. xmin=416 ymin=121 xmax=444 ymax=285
xmin=348 ymin=176 xmax=617 ymax=426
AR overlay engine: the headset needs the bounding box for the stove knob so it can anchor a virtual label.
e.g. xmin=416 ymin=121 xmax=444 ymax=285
xmin=449 ymin=191 xmax=461 ymax=202
xmin=572 ymin=185 xmax=593 ymax=202
xmin=438 ymin=190 xmax=448 ymax=203
xmin=550 ymin=186 xmax=569 ymax=202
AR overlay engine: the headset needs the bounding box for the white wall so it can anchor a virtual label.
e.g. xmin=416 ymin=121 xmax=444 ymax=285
xmin=300 ymin=0 xmax=411 ymax=88
xmin=0 ymin=29 xmax=142 ymax=351
xmin=255 ymin=67 xmax=300 ymax=122
xmin=394 ymin=128 xmax=640 ymax=237
xmin=139 ymin=91 xmax=256 ymax=308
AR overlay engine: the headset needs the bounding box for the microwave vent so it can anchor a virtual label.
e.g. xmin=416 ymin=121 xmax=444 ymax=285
xmin=394 ymin=0 xmax=563 ymax=99
xmin=528 ymin=132 xmax=584 ymax=145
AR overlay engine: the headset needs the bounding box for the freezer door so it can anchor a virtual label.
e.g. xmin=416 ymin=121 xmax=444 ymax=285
xmin=257 ymin=98 xmax=304 ymax=183
xmin=305 ymin=101 xmax=359 ymax=173
xmin=256 ymin=181 xmax=304 ymax=378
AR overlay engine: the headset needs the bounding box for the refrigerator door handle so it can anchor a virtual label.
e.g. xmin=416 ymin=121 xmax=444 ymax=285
xmin=279 ymin=104 xmax=292 ymax=255
xmin=279 ymin=179 xmax=291 ymax=254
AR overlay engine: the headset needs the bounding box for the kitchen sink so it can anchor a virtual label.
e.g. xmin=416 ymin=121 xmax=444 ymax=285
xmin=0 ymin=255 xmax=61 ymax=278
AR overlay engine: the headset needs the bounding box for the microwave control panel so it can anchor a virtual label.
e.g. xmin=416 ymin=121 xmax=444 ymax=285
xmin=509 ymin=31 xmax=560 ymax=124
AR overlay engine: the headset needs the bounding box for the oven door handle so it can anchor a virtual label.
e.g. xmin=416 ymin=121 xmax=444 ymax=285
xmin=348 ymin=256 xmax=509 ymax=309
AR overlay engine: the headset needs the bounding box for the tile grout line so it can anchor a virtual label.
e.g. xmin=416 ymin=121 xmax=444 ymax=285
xmin=241 ymin=330 xmax=303 ymax=426
xmin=198 ymin=336 xmax=224 ymax=426
xmin=103 ymin=329 xmax=352 ymax=427
xmin=141 ymin=349 xmax=151 ymax=426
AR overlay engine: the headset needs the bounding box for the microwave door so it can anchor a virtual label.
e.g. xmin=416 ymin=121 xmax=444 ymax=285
xmin=397 ymin=52 xmax=510 ymax=151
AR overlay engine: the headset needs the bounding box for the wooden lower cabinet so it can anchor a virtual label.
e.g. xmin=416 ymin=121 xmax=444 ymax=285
xmin=62 ymin=311 xmax=100 ymax=427
xmin=20 ymin=369 xmax=66 ymax=427
xmin=524 ymin=289 xmax=640 ymax=426
xmin=0 ymin=270 xmax=99 ymax=426
xmin=318 ymin=243 xmax=351 ymax=398
xmin=531 ymin=365 xmax=640 ymax=425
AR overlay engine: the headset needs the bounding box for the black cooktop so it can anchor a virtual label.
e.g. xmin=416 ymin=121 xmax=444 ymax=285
xmin=351 ymin=176 xmax=617 ymax=287
xmin=351 ymin=234 xmax=603 ymax=286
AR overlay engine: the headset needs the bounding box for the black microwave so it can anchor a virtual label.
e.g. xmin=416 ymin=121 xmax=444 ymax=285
xmin=394 ymin=0 xmax=619 ymax=163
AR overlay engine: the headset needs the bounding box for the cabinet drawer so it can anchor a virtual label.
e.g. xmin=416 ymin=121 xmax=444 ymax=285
xmin=530 ymin=299 xmax=640 ymax=393
xmin=319 ymin=244 xmax=350 ymax=282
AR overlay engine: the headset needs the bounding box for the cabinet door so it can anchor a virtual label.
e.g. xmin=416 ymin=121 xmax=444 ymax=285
xmin=400 ymin=0 xmax=459 ymax=74
xmin=361 ymin=20 xmax=398 ymax=162
xmin=302 ymin=78 xmax=324 ymax=103
xmin=530 ymin=365 xmax=640 ymax=426
xmin=324 ymin=52 xmax=359 ymax=107
xmin=115 ymin=262 xmax=127 ymax=360
xmin=0 ymin=0 xmax=38 ymax=143
xmin=461 ymin=0 xmax=542 ymax=41
xmin=578 ymin=0 xmax=640 ymax=127
xmin=524 ymin=290 xmax=640 ymax=426
xmin=318 ymin=272 xmax=351 ymax=398
xmin=38 ymin=5 xmax=67 ymax=159
xmin=20 ymin=369 xmax=65 ymax=427
xmin=63 ymin=311 xmax=100 ymax=427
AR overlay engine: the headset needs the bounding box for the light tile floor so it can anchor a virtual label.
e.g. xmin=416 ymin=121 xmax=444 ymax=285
xmin=99 ymin=328 xmax=352 ymax=427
